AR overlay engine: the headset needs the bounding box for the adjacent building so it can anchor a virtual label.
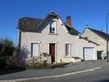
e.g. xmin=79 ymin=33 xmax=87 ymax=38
xmin=81 ymin=25 xmax=109 ymax=59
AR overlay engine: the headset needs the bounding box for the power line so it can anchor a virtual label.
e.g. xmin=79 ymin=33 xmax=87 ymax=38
xmin=59 ymin=0 xmax=79 ymax=15
xmin=67 ymin=0 xmax=79 ymax=9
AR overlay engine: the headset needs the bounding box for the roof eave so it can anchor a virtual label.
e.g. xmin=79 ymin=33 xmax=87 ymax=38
xmin=79 ymin=36 xmax=99 ymax=45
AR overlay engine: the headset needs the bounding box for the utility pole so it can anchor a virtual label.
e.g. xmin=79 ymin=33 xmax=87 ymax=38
xmin=106 ymin=13 xmax=109 ymax=61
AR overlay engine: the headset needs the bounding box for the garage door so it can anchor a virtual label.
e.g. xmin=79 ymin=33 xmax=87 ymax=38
xmin=83 ymin=47 xmax=95 ymax=60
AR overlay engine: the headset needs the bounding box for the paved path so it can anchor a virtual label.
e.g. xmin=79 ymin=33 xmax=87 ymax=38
xmin=0 ymin=60 xmax=109 ymax=82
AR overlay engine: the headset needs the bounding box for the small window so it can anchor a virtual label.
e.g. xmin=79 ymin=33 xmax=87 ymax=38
xmin=50 ymin=21 xmax=56 ymax=33
xmin=65 ymin=44 xmax=70 ymax=56
xmin=31 ymin=43 xmax=39 ymax=57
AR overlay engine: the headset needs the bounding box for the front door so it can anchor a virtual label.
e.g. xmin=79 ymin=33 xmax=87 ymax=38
xmin=49 ymin=44 xmax=55 ymax=62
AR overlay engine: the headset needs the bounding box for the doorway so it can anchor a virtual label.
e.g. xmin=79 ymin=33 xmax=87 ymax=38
xmin=49 ymin=44 xmax=55 ymax=63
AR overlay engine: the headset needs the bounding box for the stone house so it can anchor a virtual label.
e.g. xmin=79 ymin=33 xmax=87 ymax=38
xmin=17 ymin=11 xmax=98 ymax=63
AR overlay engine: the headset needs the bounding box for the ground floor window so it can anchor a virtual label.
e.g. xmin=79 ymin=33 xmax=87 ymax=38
xmin=31 ymin=43 xmax=39 ymax=57
xmin=65 ymin=44 xmax=70 ymax=56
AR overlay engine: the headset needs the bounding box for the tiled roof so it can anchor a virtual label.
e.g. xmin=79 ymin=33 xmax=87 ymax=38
xmin=17 ymin=17 xmax=43 ymax=30
xmin=88 ymin=28 xmax=109 ymax=40
xmin=65 ymin=24 xmax=80 ymax=35
xmin=17 ymin=11 xmax=79 ymax=35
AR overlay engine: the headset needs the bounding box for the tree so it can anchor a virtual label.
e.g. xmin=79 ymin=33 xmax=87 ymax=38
xmin=0 ymin=37 xmax=15 ymax=57
xmin=0 ymin=37 xmax=16 ymax=69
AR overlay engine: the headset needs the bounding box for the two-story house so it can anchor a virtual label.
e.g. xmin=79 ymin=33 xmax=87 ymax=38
xmin=17 ymin=11 xmax=98 ymax=63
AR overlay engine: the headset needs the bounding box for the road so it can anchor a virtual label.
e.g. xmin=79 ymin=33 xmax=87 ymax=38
xmin=24 ymin=67 xmax=109 ymax=82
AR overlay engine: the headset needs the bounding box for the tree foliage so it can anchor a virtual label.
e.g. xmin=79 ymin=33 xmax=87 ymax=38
xmin=0 ymin=37 xmax=17 ymax=69
xmin=0 ymin=37 xmax=15 ymax=57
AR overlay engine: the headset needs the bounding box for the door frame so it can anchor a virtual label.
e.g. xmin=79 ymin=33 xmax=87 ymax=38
xmin=48 ymin=43 xmax=57 ymax=63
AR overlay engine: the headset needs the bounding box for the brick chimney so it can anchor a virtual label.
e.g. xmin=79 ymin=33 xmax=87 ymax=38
xmin=66 ymin=16 xmax=71 ymax=26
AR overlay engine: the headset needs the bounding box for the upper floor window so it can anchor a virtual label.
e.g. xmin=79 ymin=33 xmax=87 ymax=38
xmin=50 ymin=21 xmax=56 ymax=33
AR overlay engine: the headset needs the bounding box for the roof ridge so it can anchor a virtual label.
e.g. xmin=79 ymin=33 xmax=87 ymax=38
xmin=20 ymin=16 xmax=43 ymax=20
xmin=49 ymin=10 xmax=57 ymax=14
xmin=88 ymin=27 xmax=107 ymax=34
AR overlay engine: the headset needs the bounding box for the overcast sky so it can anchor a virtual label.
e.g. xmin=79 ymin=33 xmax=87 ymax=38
xmin=0 ymin=0 xmax=109 ymax=44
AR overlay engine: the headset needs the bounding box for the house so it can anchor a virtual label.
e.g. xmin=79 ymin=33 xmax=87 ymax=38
xmin=17 ymin=11 xmax=98 ymax=63
xmin=81 ymin=25 xmax=109 ymax=59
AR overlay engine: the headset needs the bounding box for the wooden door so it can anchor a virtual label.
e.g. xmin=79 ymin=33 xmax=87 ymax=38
xmin=49 ymin=44 xmax=55 ymax=62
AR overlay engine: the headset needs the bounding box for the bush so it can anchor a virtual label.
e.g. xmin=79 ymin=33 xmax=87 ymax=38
xmin=22 ymin=57 xmax=51 ymax=69
xmin=0 ymin=37 xmax=15 ymax=57
xmin=25 ymin=62 xmax=51 ymax=69
xmin=7 ymin=49 xmax=19 ymax=65
xmin=0 ymin=37 xmax=18 ymax=69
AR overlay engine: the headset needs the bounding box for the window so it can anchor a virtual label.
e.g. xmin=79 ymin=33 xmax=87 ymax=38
xmin=50 ymin=21 xmax=56 ymax=33
xmin=31 ymin=43 xmax=39 ymax=57
xmin=65 ymin=44 xmax=70 ymax=56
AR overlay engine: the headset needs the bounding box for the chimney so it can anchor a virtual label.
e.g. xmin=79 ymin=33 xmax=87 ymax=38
xmin=66 ymin=16 xmax=71 ymax=26
xmin=86 ymin=24 xmax=89 ymax=28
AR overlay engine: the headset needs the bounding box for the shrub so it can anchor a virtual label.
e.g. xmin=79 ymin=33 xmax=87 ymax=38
xmin=24 ymin=57 xmax=51 ymax=69
xmin=25 ymin=62 xmax=51 ymax=69
xmin=0 ymin=37 xmax=18 ymax=69
xmin=0 ymin=37 xmax=15 ymax=57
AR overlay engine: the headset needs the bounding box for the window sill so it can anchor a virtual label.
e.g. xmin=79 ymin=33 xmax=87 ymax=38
xmin=64 ymin=56 xmax=72 ymax=58
xmin=48 ymin=33 xmax=59 ymax=35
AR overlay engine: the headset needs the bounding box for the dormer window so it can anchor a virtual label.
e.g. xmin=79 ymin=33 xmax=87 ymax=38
xmin=50 ymin=21 xmax=56 ymax=33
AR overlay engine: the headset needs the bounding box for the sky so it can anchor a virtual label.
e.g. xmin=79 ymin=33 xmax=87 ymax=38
xmin=0 ymin=0 xmax=109 ymax=44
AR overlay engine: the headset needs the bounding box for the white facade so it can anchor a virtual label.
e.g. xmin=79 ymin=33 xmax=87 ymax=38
xmin=81 ymin=27 xmax=109 ymax=60
xmin=18 ymin=14 xmax=97 ymax=63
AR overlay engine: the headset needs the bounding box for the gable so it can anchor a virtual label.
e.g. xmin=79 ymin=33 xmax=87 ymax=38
xmin=82 ymin=27 xmax=107 ymax=45
xmin=82 ymin=27 xmax=109 ymax=41
xmin=88 ymin=28 xmax=109 ymax=40
xmin=36 ymin=15 xmax=61 ymax=33
xmin=17 ymin=11 xmax=79 ymax=35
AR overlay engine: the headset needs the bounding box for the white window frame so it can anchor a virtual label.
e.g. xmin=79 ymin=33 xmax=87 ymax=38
xmin=31 ymin=43 xmax=40 ymax=57
xmin=50 ymin=21 xmax=57 ymax=33
xmin=65 ymin=44 xmax=71 ymax=56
